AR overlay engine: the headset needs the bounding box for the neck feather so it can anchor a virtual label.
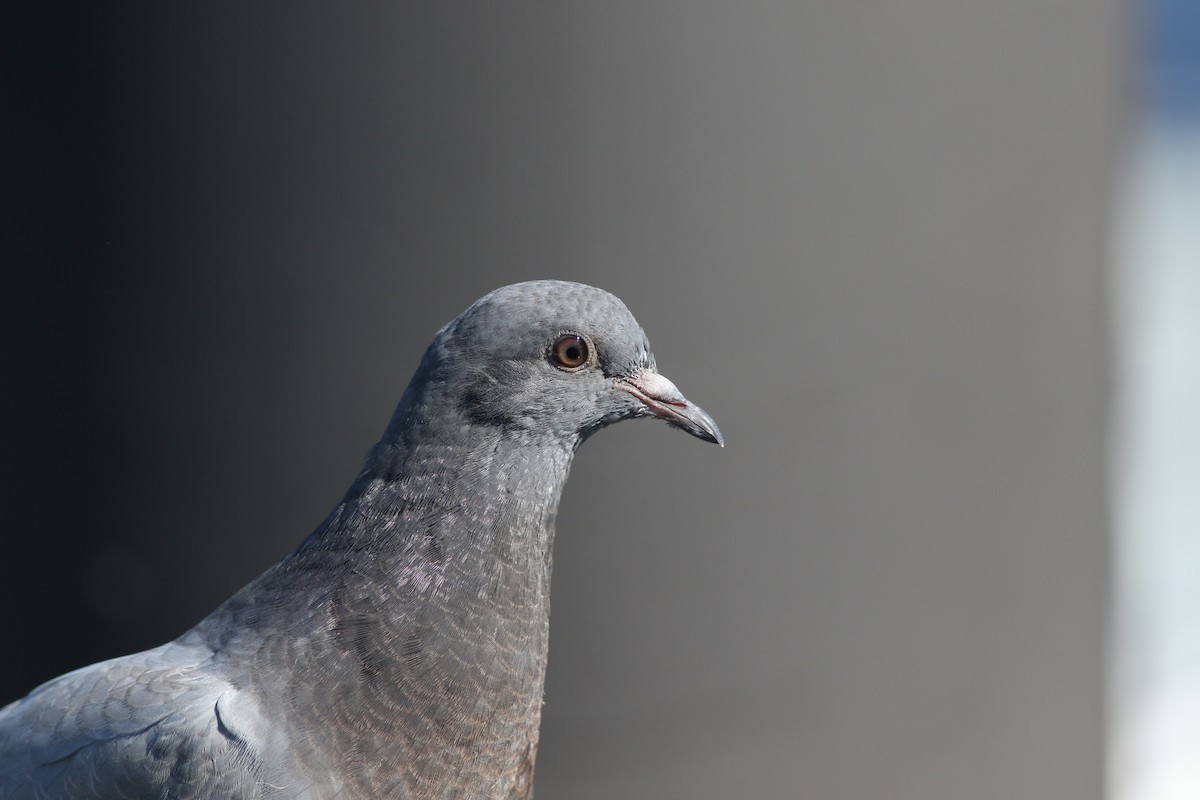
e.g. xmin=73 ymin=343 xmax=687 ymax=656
xmin=199 ymin=422 xmax=576 ymax=796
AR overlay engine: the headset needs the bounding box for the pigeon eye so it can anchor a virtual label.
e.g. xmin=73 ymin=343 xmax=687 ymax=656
xmin=550 ymin=334 xmax=591 ymax=371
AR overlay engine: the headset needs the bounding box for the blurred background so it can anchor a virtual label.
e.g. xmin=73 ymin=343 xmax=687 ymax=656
xmin=1111 ymin=1 xmax=1200 ymax=799
xmin=0 ymin=2 xmax=1190 ymax=798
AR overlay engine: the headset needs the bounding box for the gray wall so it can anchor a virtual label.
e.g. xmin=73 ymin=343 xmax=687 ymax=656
xmin=4 ymin=3 xmax=1119 ymax=798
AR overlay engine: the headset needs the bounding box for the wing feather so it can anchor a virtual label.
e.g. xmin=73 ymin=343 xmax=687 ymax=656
xmin=0 ymin=641 xmax=268 ymax=799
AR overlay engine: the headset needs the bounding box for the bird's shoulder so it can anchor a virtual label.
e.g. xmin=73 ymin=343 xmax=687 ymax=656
xmin=0 ymin=639 xmax=292 ymax=799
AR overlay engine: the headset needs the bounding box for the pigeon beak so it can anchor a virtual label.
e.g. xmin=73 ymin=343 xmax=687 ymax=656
xmin=614 ymin=369 xmax=724 ymax=446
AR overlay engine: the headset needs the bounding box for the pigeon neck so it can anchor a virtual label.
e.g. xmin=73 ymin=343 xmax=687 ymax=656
xmin=361 ymin=421 xmax=576 ymax=516
xmin=297 ymin=430 xmax=569 ymax=792
xmin=202 ymin=427 xmax=574 ymax=794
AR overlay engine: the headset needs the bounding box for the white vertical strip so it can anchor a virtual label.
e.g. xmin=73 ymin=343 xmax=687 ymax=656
xmin=1111 ymin=122 xmax=1200 ymax=800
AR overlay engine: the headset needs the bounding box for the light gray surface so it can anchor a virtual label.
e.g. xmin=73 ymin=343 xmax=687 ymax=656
xmin=3 ymin=3 xmax=1118 ymax=799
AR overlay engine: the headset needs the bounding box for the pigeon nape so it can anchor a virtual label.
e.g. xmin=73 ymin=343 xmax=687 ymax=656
xmin=0 ymin=280 xmax=721 ymax=800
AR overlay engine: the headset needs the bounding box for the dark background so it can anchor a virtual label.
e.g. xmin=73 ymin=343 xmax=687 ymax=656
xmin=4 ymin=4 xmax=1119 ymax=798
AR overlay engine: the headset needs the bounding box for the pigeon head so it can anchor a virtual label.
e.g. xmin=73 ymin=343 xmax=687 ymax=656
xmin=391 ymin=281 xmax=722 ymax=449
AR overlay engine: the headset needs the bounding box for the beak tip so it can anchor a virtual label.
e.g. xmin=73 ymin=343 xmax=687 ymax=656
xmin=684 ymin=411 xmax=723 ymax=447
xmin=697 ymin=416 xmax=724 ymax=448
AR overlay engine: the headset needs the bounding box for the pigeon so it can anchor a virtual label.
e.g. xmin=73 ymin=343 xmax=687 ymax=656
xmin=0 ymin=280 xmax=722 ymax=799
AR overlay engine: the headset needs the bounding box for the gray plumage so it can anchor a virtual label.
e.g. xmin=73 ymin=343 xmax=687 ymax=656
xmin=0 ymin=281 xmax=722 ymax=800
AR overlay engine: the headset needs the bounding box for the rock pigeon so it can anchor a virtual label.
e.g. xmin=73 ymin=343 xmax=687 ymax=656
xmin=0 ymin=280 xmax=722 ymax=799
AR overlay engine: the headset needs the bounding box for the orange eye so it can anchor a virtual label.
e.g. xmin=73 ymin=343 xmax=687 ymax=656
xmin=550 ymin=334 xmax=591 ymax=370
